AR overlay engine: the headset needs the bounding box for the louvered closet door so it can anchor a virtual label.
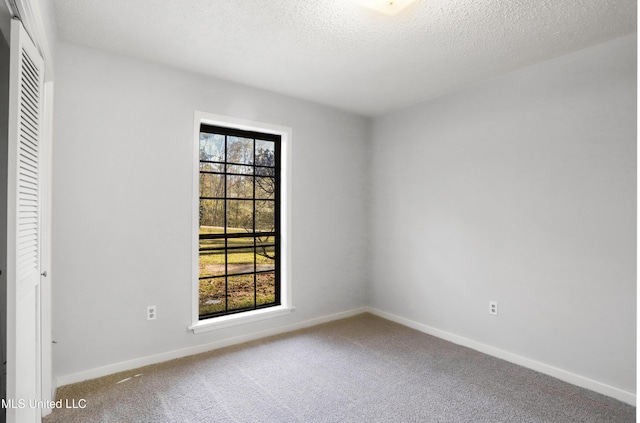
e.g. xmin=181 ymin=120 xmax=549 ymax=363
xmin=6 ymin=19 xmax=44 ymax=423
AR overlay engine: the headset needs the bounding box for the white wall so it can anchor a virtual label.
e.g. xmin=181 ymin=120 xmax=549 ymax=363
xmin=369 ymin=34 xmax=636 ymax=397
xmin=52 ymin=42 xmax=369 ymax=380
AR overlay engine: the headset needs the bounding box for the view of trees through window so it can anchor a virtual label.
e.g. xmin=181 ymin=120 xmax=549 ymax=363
xmin=198 ymin=125 xmax=280 ymax=319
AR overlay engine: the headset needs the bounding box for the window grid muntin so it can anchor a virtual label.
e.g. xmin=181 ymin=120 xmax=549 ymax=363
xmin=199 ymin=124 xmax=280 ymax=320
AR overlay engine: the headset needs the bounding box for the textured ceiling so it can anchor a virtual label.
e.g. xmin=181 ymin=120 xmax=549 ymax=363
xmin=53 ymin=0 xmax=636 ymax=116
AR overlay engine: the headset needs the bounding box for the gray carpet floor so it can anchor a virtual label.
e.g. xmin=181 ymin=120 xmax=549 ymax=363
xmin=44 ymin=313 xmax=635 ymax=422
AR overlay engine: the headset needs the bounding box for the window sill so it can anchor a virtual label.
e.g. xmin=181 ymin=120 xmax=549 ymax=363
xmin=189 ymin=305 xmax=295 ymax=334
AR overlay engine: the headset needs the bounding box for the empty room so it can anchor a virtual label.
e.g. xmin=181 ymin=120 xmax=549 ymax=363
xmin=0 ymin=0 xmax=636 ymax=422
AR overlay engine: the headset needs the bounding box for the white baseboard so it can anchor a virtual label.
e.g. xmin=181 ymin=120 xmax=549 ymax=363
xmin=365 ymin=307 xmax=636 ymax=406
xmin=56 ymin=307 xmax=366 ymax=388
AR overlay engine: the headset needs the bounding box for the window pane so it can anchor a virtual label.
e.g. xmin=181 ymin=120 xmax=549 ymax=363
xmin=256 ymin=248 xmax=275 ymax=272
xmin=199 ymin=277 xmax=226 ymax=316
xmin=255 ymin=235 xmax=275 ymax=247
xmin=200 ymin=225 xmax=224 ymax=237
xmin=200 ymin=133 xmax=225 ymax=162
xmin=227 ymin=136 xmax=253 ymax=165
xmin=227 ymin=164 xmax=253 ymax=175
xmin=226 ymin=199 xmax=253 ymax=231
xmin=199 ymin=245 xmax=225 ymax=278
xmin=256 ymin=272 xmax=276 ymax=306
xmin=227 ymin=175 xmax=253 ymax=199
xmin=255 ymin=200 xmax=275 ymax=232
xmin=200 ymin=173 xmax=224 ymax=198
xmin=228 ymin=274 xmax=255 ymax=311
xmin=227 ymin=247 xmax=254 ymax=275
xmin=200 ymin=199 xmax=224 ymax=228
xmin=255 ymin=176 xmax=275 ymax=200
xmin=255 ymin=167 xmax=275 ymax=177
xmin=255 ymin=140 xmax=275 ymax=167
xmin=228 ymin=236 xmax=254 ymax=249
xmin=200 ymin=162 xmax=224 ymax=173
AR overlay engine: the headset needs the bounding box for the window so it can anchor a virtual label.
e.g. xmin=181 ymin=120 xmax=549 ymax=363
xmin=198 ymin=124 xmax=280 ymax=318
xmin=190 ymin=112 xmax=292 ymax=332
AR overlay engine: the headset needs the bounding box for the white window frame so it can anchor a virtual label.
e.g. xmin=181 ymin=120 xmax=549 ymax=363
xmin=189 ymin=111 xmax=293 ymax=334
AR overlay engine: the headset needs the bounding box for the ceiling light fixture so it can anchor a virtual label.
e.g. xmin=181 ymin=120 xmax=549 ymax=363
xmin=361 ymin=0 xmax=417 ymax=16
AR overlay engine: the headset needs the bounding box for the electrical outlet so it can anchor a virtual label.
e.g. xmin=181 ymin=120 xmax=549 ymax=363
xmin=489 ymin=301 xmax=498 ymax=316
xmin=147 ymin=305 xmax=157 ymax=320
